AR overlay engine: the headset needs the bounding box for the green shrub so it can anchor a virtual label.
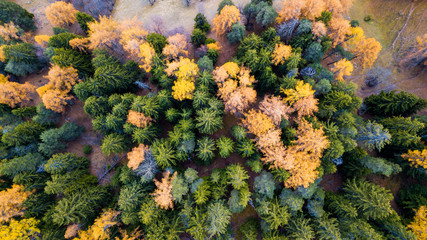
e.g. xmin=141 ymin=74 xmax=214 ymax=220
xmin=83 ymin=145 xmax=92 ymax=155
xmin=76 ymin=12 xmax=95 ymax=33
xmin=191 ymin=28 xmax=207 ymax=47
xmin=194 ymin=13 xmax=211 ymax=32
xmin=146 ymin=33 xmax=168 ymax=54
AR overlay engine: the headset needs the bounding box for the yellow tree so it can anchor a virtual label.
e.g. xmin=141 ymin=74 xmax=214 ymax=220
xmin=350 ymin=37 xmax=382 ymax=70
xmin=0 ymin=185 xmax=33 ymax=222
xmin=212 ymin=5 xmax=241 ymax=37
xmin=293 ymin=94 xmax=318 ymax=119
xmin=152 ymin=171 xmax=177 ymax=210
xmin=301 ymin=0 xmax=325 ymax=20
xmin=45 ymin=1 xmax=78 ymax=27
xmin=255 ymin=128 xmax=282 ymax=150
xmin=163 ymin=33 xmax=189 ymax=60
xmin=45 ymin=65 xmax=79 ymax=92
xmin=69 ymin=38 xmax=90 ymax=53
xmin=207 ymin=42 xmax=222 ymax=52
xmin=115 ymin=228 xmax=144 ymax=240
xmin=331 ymin=59 xmax=353 ymax=81
xmin=64 ymin=224 xmax=80 ymax=239
xmin=259 ymin=95 xmax=293 ymax=126
xmin=242 ymin=109 xmax=275 ymax=137
xmin=138 ymin=42 xmax=156 ymax=72
xmin=325 ymin=0 xmax=353 ymax=14
xmin=0 ymin=45 xmax=6 ymax=62
xmin=0 ymin=218 xmax=40 ymax=240
xmin=120 ymin=17 xmax=148 ymax=56
xmin=407 ymin=206 xmax=427 ymax=240
xmin=87 ymin=16 xmax=122 ymax=53
xmin=281 ymin=80 xmax=315 ymax=105
xmin=41 ymin=89 xmax=73 ymax=113
xmin=276 ymin=0 xmax=306 ymax=23
xmin=127 ymin=110 xmax=154 ymax=128
xmin=271 ymin=43 xmax=293 ymax=66
xmin=312 ymin=21 xmax=327 ymax=38
xmin=166 ymin=57 xmax=199 ymax=101
xmin=0 ymin=76 xmax=35 ymax=108
xmin=127 ymin=144 xmax=150 ymax=170
xmin=402 ymin=149 xmax=427 ymax=169
xmin=35 ymin=35 xmax=51 ymax=48
xmin=74 ymin=209 xmax=120 ymax=240
xmin=0 ymin=22 xmax=20 ymax=41
xmin=328 ymin=16 xmax=351 ymax=47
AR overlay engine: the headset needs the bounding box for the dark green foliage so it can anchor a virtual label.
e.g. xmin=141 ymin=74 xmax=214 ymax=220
xmin=343 ymin=178 xmax=393 ymax=220
xmin=191 ymin=28 xmax=207 ymax=47
xmin=316 ymin=11 xmax=332 ymax=25
xmin=51 ymin=186 xmax=107 ymax=226
xmin=398 ymin=184 xmax=427 ymax=213
xmin=280 ymin=188 xmax=304 ymax=213
xmin=303 ymin=42 xmax=323 ymax=63
xmin=39 ymin=123 xmax=83 ymax=156
xmin=193 ymin=90 xmax=211 ymax=110
xmin=236 ymin=138 xmax=256 ymax=157
xmin=51 ymin=48 xmax=93 ymax=77
xmin=315 ymin=216 xmax=342 ymax=240
xmin=118 ymin=182 xmax=146 ymax=224
xmin=0 ymin=0 xmax=35 ymax=30
xmin=380 ymin=116 xmax=424 ymax=149
xmin=196 ymin=136 xmax=216 ymax=164
xmin=131 ymin=95 xmax=161 ymax=120
xmin=132 ymin=124 xmax=160 ymax=144
xmin=226 ymin=164 xmax=249 ymax=190
xmin=356 ymin=121 xmax=391 ymax=151
xmin=231 ymin=125 xmax=247 ymax=141
xmin=23 ymin=192 xmax=55 ymax=219
xmin=296 ymin=18 xmax=312 ymax=35
xmin=146 ymin=33 xmax=168 ymax=54
xmin=45 ymin=153 xmax=90 ymax=174
xmin=255 ymin=2 xmax=277 ymax=27
xmin=83 ymin=145 xmax=92 ymax=155
xmin=83 ymin=96 xmax=110 ymax=118
xmin=227 ymin=23 xmax=246 ymax=44
xmin=364 ymin=90 xmax=427 ymax=117
xmin=254 ymin=171 xmax=275 ymax=200
xmin=2 ymin=43 xmax=39 ymax=76
xmin=101 ymin=133 xmax=127 ymax=155
xmin=44 ymin=169 xmax=97 ymax=195
xmin=1 ymin=121 xmax=45 ymax=147
xmin=339 ymin=218 xmax=384 ymax=240
xmin=257 ymin=198 xmax=290 ymax=231
xmin=11 ymin=106 xmax=36 ymax=118
xmin=217 ymin=0 xmax=234 ymax=13
xmin=52 ymin=27 xmax=70 ymax=35
xmin=32 ymin=103 xmax=60 ymax=127
xmin=314 ymin=78 xmax=332 ymax=95
xmin=360 ymin=156 xmax=401 ymax=177
xmin=0 ymin=153 xmax=44 ymax=177
xmin=151 ymin=138 xmax=176 ymax=168
xmin=197 ymin=56 xmax=214 ymax=73
xmin=351 ymin=20 xmax=360 ymax=27
xmin=194 ymin=13 xmax=211 ymax=32
xmin=286 ymin=216 xmax=315 ymax=239
xmin=196 ymin=108 xmax=223 ymax=134
xmin=47 ymin=33 xmax=79 ymax=49
xmin=76 ymin=12 xmax=95 ymax=33
xmin=239 ymin=218 xmax=259 ymax=240
xmin=216 ymin=137 xmax=234 ymax=158
xmin=207 ymin=48 xmax=219 ymax=64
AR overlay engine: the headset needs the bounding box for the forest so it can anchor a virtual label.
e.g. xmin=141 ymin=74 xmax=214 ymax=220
xmin=0 ymin=0 xmax=426 ymax=239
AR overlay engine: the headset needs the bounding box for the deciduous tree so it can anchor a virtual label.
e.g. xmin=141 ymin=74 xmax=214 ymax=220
xmin=152 ymin=171 xmax=176 ymax=210
xmin=328 ymin=16 xmax=351 ymax=47
xmin=281 ymin=80 xmax=315 ymax=105
xmin=331 ymin=59 xmax=353 ymax=81
xmin=312 ymin=21 xmax=327 ymax=38
xmin=163 ymin=33 xmax=189 ymax=60
xmin=0 ymin=185 xmax=33 ymax=222
xmin=271 ymin=43 xmax=292 ymax=66
xmin=74 ymin=209 xmax=120 ymax=240
xmin=0 ymin=76 xmax=35 ymax=108
xmin=87 ymin=16 xmax=122 ymax=53
xmin=166 ymin=57 xmax=199 ymax=101
xmin=402 ymin=149 xmax=427 ymax=170
xmin=45 ymin=1 xmax=78 ymax=27
xmin=407 ymin=205 xmax=427 ymax=240
xmin=276 ymin=0 xmax=305 ymax=23
xmin=0 ymin=218 xmax=40 ymax=240
xmin=259 ymin=95 xmax=293 ymax=125
xmin=212 ymin=5 xmax=241 ymax=38
xmin=0 ymin=22 xmax=20 ymax=41
xmin=127 ymin=110 xmax=154 ymax=128
xmin=350 ymin=37 xmax=382 ymax=70
xmin=127 ymin=144 xmax=151 ymax=170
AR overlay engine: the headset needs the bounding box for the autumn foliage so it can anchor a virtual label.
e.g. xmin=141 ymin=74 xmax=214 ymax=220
xmin=74 ymin=209 xmax=120 ymax=240
xmin=271 ymin=43 xmax=293 ymax=66
xmin=0 ymin=184 xmax=33 ymax=222
xmin=259 ymin=95 xmax=293 ymax=126
xmin=213 ymin=62 xmax=257 ymax=115
xmin=331 ymin=59 xmax=354 ymax=81
xmin=45 ymin=1 xmax=78 ymax=27
xmin=0 ymin=75 xmax=35 ymax=108
xmin=152 ymin=171 xmax=176 ymax=210
xmin=138 ymin=42 xmax=156 ymax=72
xmin=127 ymin=144 xmax=150 ymax=170
xmin=212 ymin=5 xmax=241 ymax=37
xmin=401 ymin=149 xmax=427 ymax=170
xmin=166 ymin=57 xmax=199 ymax=101
xmin=407 ymin=206 xmax=427 ymax=240
xmin=0 ymin=22 xmax=20 ymax=41
xmin=163 ymin=33 xmax=189 ymax=60
xmin=127 ymin=110 xmax=154 ymax=128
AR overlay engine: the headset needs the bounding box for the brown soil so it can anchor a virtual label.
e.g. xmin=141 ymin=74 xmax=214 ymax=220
xmin=319 ymin=173 xmax=343 ymax=193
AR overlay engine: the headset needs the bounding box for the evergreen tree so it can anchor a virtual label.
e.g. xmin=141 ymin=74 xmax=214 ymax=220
xmin=0 ymin=153 xmax=44 ymax=177
xmin=1 ymin=121 xmax=45 ymax=147
xmin=3 ymin=43 xmax=39 ymax=76
xmin=151 ymin=138 xmax=176 ymax=168
xmin=0 ymin=0 xmax=35 ymax=30
xmin=226 ymin=164 xmax=249 ymax=190
xmin=227 ymin=23 xmax=246 ymax=44
xmin=254 ymin=171 xmax=276 ymax=200
xmin=206 ymin=201 xmax=232 ymax=237
xmin=236 ymin=138 xmax=256 ymax=157
xmin=191 ymin=28 xmax=207 ymax=47
xmin=286 ymin=216 xmax=315 ymax=240
xmin=257 ymin=198 xmax=290 ymax=231
xmin=45 ymin=153 xmax=89 ymax=174
xmin=196 ymin=108 xmax=223 ymax=134
xmin=196 ymin=136 xmax=216 ymax=164
xmin=216 ymin=137 xmax=235 ymax=158
xmin=194 ymin=13 xmax=211 ymax=32
xmin=364 ymin=90 xmax=427 ymax=117
xmin=100 ymin=133 xmax=127 ymax=156
xmin=356 ymin=121 xmax=391 ymax=151
xmin=146 ymin=33 xmax=168 ymax=55
xmin=75 ymin=12 xmax=95 ymax=33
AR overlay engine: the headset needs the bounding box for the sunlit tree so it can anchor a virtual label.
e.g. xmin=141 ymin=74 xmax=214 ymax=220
xmin=271 ymin=43 xmax=292 ymax=66
xmin=212 ymin=5 xmax=241 ymax=37
xmin=0 ymin=185 xmax=33 ymax=222
xmin=408 ymin=206 xmax=427 ymax=240
xmin=45 ymin=1 xmax=77 ymax=27
xmin=402 ymin=149 xmax=427 ymax=170
xmin=331 ymin=59 xmax=353 ymax=81
xmin=152 ymin=171 xmax=176 ymax=210
xmin=163 ymin=33 xmax=189 ymax=60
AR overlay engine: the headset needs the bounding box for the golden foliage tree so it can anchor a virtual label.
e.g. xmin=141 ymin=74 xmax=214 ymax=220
xmin=212 ymin=5 xmax=241 ymax=37
xmin=325 ymin=0 xmax=353 ymax=14
xmin=281 ymin=80 xmax=315 ymax=105
xmin=64 ymin=224 xmax=80 ymax=239
xmin=45 ymin=1 xmax=78 ymax=27
xmin=259 ymin=95 xmax=293 ymax=126
xmin=41 ymin=89 xmax=73 ymax=113
xmin=87 ymin=16 xmax=122 ymax=53
xmin=0 ymin=75 xmax=35 ymax=108
xmin=120 ymin=17 xmax=148 ymax=56
xmin=293 ymin=94 xmax=318 ymax=119
xmin=242 ymin=110 xmax=275 ymax=137
xmin=0 ymin=22 xmax=20 ymax=42
xmin=271 ymin=43 xmax=293 ymax=66
xmin=0 ymin=218 xmax=40 ymax=240
xmin=127 ymin=110 xmax=154 ymax=128
xmin=402 ymin=149 xmax=427 ymax=170
xmin=276 ymin=0 xmax=306 ymax=23
xmin=331 ymin=59 xmax=354 ymax=81
xmin=312 ymin=21 xmax=327 ymax=38
xmin=138 ymin=42 xmax=156 ymax=72
xmin=163 ymin=33 xmax=189 ymax=60
xmin=0 ymin=185 xmax=33 ymax=222
xmin=207 ymin=42 xmax=222 ymax=52
xmin=301 ymin=0 xmax=325 ymax=20
xmin=127 ymin=144 xmax=150 ymax=170
xmin=214 ymin=63 xmax=257 ymax=115
xmin=35 ymin=35 xmax=51 ymax=48
xmin=350 ymin=37 xmax=382 ymax=70
xmin=115 ymin=228 xmax=144 ymax=240
xmin=152 ymin=171 xmax=177 ymax=210
xmin=166 ymin=57 xmax=199 ymax=101
xmin=69 ymin=38 xmax=90 ymax=53
xmin=74 ymin=209 xmax=120 ymax=240
xmin=0 ymin=45 xmax=6 ymax=62
xmin=328 ymin=16 xmax=351 ymax=47
xmin=407 ymin=205 xmax=427 ymax=240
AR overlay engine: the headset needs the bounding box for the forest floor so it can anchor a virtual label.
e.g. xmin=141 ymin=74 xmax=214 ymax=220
xmin=9 ymin=0 xmax=427 ymax=237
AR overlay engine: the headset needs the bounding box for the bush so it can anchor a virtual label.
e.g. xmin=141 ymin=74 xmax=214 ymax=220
xmin=194 ymin=13 xmax=211 ymax=32
xmin=83 ymin=145 xmax=92 ymax=155
xmin=227 ymin=23 xmax=246 ymax=44
xmin=207 ymin=48 xmax=219 ymax=64
xmin=0 ymin=0 xmax=35 ymax=31
xmin=146 ymin=33 xmax=168 ymax=54
xmin=191 ymin=28 xmax=207 ymax=47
